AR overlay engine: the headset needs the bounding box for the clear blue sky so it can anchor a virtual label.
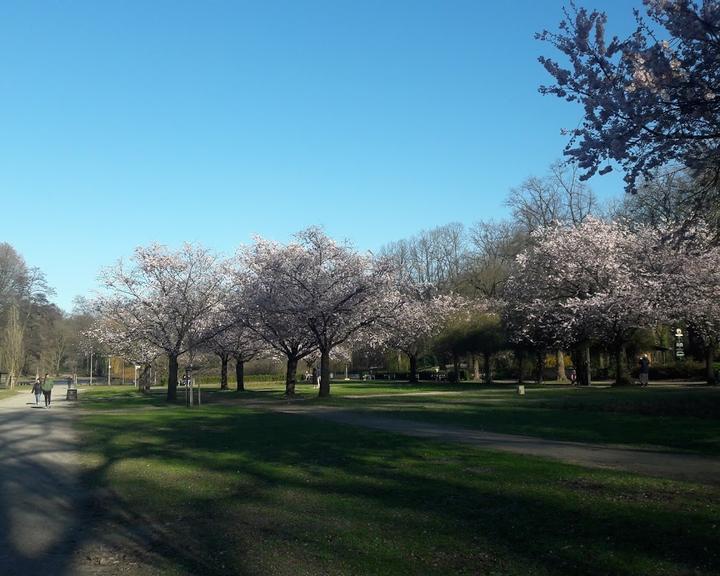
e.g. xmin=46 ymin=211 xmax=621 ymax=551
xmin=0 ymin=0 xmax=640 ymax=311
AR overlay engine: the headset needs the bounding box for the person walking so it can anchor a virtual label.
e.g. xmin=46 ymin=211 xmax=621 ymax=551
xmin=41 ymin=373 xmax=54 ymax=407
xmin=31 ymin=377 xmax=43 ymax=406
xmin=638 ymin=354 xmax=650 ymax=387
xmin=312 ymin=367 xmax=319 ymax=389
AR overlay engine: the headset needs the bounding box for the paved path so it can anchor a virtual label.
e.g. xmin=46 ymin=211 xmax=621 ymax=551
xmin=0 ymin=385 xmax=89 ymax=576
xmin=266 ymin=403 xmax=720 ymax=485
xmin=0 ymin=387 xmax=184 ymax=576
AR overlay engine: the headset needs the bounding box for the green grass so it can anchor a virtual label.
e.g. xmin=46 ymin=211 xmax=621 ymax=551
xmin=77 ymin=383 xmax=288 ymax=409
xmin=80 ymin=381 xmax=720 ymax=455
xmin=77 ymin=401 xmax=720 ymax=576
xmin=0 ymin=388 xmax=20 ymax=400
xmin=309 ymin=384 xmax=720 ymax=455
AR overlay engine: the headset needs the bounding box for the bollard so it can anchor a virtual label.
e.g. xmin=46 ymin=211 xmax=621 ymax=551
xmin=517 ymin=385 xmax=525 ymax=396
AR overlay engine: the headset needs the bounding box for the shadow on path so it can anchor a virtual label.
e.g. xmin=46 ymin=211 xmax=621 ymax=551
xmin=0 ymin=388 xmax=169 ymax=575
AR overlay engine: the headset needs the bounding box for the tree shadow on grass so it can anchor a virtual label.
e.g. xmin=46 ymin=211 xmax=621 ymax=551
xmin=74 ymin=407 xmax=720 ymax=576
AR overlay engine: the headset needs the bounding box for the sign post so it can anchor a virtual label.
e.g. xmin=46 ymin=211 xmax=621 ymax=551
xmin=675 ymin=328 xmax=685 ymax=359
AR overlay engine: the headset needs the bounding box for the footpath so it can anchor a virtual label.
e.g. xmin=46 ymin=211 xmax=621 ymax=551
xmin=0 ymin=387 xmax=158 ymax=576
xmin=263 ymin=402 xmax=720 ymax=485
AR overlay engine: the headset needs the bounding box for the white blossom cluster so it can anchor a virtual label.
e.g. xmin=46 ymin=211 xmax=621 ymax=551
xmin=92 ymin=228 xmax=462 ymax=399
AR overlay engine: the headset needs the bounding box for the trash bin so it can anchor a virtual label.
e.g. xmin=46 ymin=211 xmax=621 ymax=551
xmin=66 ymin=381 xmax=78 ymax=401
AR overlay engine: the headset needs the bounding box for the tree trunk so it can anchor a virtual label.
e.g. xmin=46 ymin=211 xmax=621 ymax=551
xmin=319 ymin=348 xmax=331 ymax=397
xmin=572 ymin=346 xmax=591 ymax=387
xmin=453 ymin=353 xmax=461 ymax=382
xmin=483 ymin=352 xmax=492 ymax=384
xmin=613 ymin=343 xmax=631 ymax=386
xmin=706 ymin=347 xmax=716 ymax=385
xmin=167 ymin=353 xmax=179 ymax=402
xmin=140 ymin=365 xmax=151 ymax=392
xmin=585 ymin=345 xmax=592 ymax=386
xmin=285 ymin=356 xmax=298 ymax=396
xmin=473 ymin=355 xmax=480 ymax=381
xmin=516 ymin=349 xmax=525 ymax=384
xmin=235 ymin=358 xmax=245 ymax=391
xmin=408 ymin=353 xmax=418 ymax=383
xmin=556 ymin=350 xmax=567 ymax=382
xmin=219 ymin=353 xmax=229 ymax=390
xmin=535 ymin=350 xmax=545 ymax=385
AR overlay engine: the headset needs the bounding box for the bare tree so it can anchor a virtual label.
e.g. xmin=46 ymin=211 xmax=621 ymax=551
xmin=380 ymin=223 xmax=469 ymax=290
xmin=1 ymin=305 xmax=24 ymax=388
xmin=507 ymin=162 xmax=598 ymax=234
xmin=466 ymin=220 xmax=525 ymax=298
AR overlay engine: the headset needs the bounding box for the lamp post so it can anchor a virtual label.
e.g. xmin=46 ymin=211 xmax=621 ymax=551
xmin=89 ymin=351 xmax=93 ymax=386
xmin=184 ymin=366 xmax=192 ymax=407
xmin=107 ymin=359 xmax=112 ymax=386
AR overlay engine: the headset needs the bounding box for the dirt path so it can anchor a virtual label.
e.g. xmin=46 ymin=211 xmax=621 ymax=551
xmin=264 ymin=403 xmax=720 ymax=485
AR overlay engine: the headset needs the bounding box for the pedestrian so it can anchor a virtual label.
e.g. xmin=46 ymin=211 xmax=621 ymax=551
xmin=638 ymin=354 xmax=650 ymax=387
xmin=31 ymin=377 xmax=43 ymax=406
xmin=41 ymin=373 xmax=54 ymax=408
xmin=312 ymin=367 xmax=319 ymax=389
xmin=569 ymin=368 xmax=577 ymax=386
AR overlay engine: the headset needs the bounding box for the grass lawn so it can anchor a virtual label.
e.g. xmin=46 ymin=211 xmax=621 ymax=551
xmin=0 ymin=387 xmax=21 ymax=400
xmin=79 ymin=381 xmax=720 ymax=455
xmin=77 ymin=396 xmax=720 ymax=576
xmin=310 ymin=383 xmax=720 ymax=456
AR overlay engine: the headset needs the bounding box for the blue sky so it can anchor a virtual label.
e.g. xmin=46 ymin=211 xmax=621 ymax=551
xmin=0 ymin=0 xmax=641 ymax=311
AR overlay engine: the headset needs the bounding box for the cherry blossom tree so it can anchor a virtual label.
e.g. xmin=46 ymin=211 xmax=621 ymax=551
xmin=383 ymin=289 xmax=459 ymax=382
xmin=505 ymin=218 xmax=662 ymax=386
xmin=202 ymin=329 xmax=235 ymax=390
xmin=234 ymin=238 xmax=318 ymax=396
xmin=90 ymin=322 xmax=160 ymax=390
xmin=201 ymin=320 xmax=266 ymax=391
xmin=663 ymin=227 xmax=720 ymax=384
xmin=95 ymin=243 xmax=228 ymax=401
xmin=680 ymin=250 xmax=720 ymax=384
xmin=503 ymin=290 xmax=568 ymax=384
xmin=291 ymin=228 xmax=404 ymax=396
xmin=239 ymin=228 xmax=402 ymax=397
xmin=538 ymin=1 xmax=720 ymax=206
